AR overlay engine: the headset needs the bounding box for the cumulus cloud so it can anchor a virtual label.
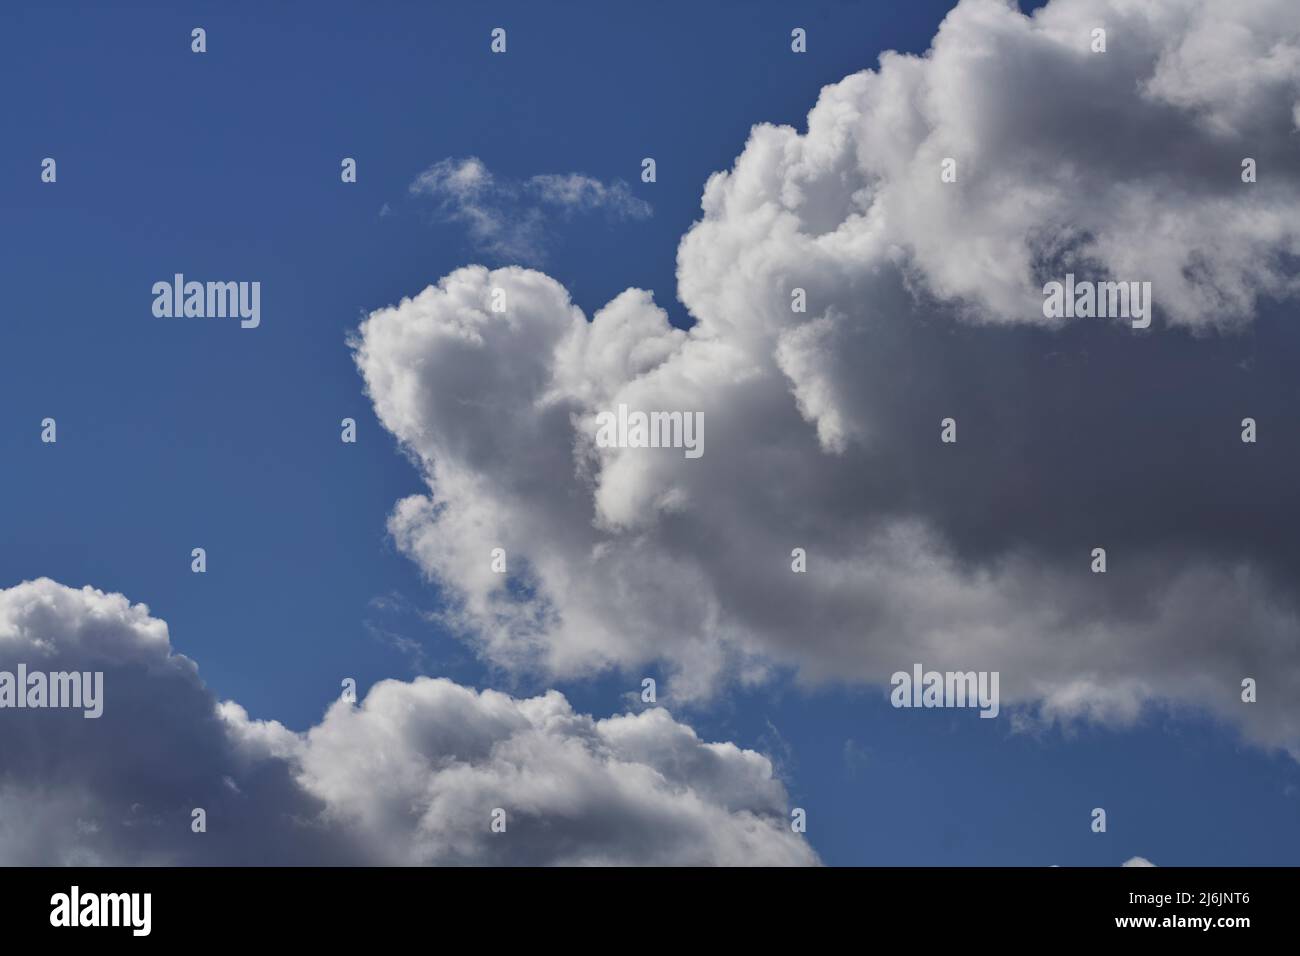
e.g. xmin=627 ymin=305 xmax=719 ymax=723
xmin=1122 ymin=856 xmax=1157 ymax=867
xmin=0 ymin=579 xmax=813 ymax=866
xmin=294 ymin=679 xmax=813 ymax=865
xmin=409 ymin=157 xmax=652 ymax=264
xmin=354 ymin=0 xmax=1300 ymax=758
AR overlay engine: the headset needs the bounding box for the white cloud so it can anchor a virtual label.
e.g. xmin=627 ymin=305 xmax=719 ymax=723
xmin=1122 ymin=855 xmax=1157 ymax=867
xmin=354 ymin=0 xmax=1300 ymax=760
xmin=0 ymin=578 xmax=814 ymax=866
xmin=529 ymin=173 xmax=652 ymax=219
xmin=409 ymin=157 xmax=651 ymax=264
xmin=292 ymin=679 xmax=813 ymax=865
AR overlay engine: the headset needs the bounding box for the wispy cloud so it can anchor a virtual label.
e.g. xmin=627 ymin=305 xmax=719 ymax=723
xmin=409 ymin=157 xmax=651 ymax=264
xmin=842 ymin=738 xmax=870 ymax=778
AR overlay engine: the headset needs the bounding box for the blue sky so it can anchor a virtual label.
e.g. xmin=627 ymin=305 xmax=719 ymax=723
xmin=3 ymin=0 xmax=1299 ymax=866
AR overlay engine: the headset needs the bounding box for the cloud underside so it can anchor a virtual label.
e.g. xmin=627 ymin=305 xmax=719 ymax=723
xmin=354 ymin=0 xmax=1300 ymax=756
